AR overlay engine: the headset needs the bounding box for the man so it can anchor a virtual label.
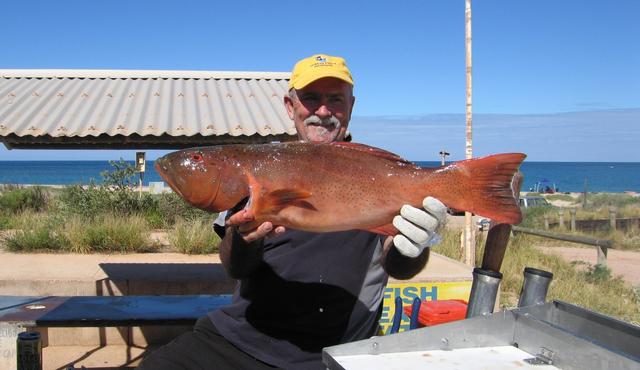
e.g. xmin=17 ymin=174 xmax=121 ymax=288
xmin=139 ymin=54 xmax=446 ymax=370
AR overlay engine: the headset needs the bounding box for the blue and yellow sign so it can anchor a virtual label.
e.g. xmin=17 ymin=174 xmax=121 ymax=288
xmin=379 ymin=281 xmax=472 ymax=334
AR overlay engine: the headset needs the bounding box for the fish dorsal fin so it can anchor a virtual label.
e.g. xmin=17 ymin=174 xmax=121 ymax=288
xmin=262 ymin=188 xmax=316 ymax=214
xmin=331 ymin=142 xmax=414 ymax=165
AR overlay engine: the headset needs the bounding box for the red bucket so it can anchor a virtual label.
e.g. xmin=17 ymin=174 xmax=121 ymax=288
xmin=403 ymin=299 xmax=468 ymax=327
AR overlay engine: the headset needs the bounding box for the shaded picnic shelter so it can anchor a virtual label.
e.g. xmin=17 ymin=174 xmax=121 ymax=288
xmin=0 ymin=69 xmax=296 ymax=150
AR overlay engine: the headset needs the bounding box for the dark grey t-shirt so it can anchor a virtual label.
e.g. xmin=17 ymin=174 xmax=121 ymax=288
xmin=208 ymin=228 xmax=386 ymax=370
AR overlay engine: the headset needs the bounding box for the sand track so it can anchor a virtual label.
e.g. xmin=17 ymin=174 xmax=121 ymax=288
xmin=536 ymin=245 xmax=640 ymax=285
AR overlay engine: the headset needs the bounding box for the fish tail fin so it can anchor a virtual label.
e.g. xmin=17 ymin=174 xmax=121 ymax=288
xmin=441 ymin=153 xmax=526 ymax=224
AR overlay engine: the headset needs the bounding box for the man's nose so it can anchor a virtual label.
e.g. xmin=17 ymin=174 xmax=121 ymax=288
xmin=315 ymin=103 xmax=332 ymax=117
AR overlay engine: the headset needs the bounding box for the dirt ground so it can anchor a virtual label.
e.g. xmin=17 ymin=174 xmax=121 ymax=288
xmin=536 ymin=245 xmax=640 ymax=286
xmin=444 ymin=214 xmax=640 ymax=286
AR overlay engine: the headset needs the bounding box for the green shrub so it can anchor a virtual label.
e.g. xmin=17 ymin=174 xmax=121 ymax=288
xmin=519 ymin=206 xmax=556 ymax=229
xmin=584 ymin=264 xmax=612 ymax=283
xmin=57 ymin=159 xmax=158 ymax=218
xmin=55 ymin=160 xmax=215 ymax=228
xmin=58 ymin=184 xmax=111 ymax=218
xmin=0 ymin=212 xmax=11 ymax=230
xmin=545 ymin=194 xmax=577 ymax=203
xmin=143 ymin=209 xmax=165 ymax=229
xmin=3 ymin=212 xmax=157 ymax=254
xmin=155 ymin=192 xmax=212 ymax=226
xmin=2 ymin=211 xmax=68 ymax=252
xmin=4 ymin=227 xmax=69 ymax=252
xmin=0 ymin=186 xmax=49 ymax=214
xmin=587 ymin=193 xmax=639 ymax=209
xmin=8 ymin=210 xmax=64 ymax=231
xmin=58 ymin=183 xmax=159 ymax=219
xmin=169 ymin=218 xmax=220 ymax=254
xmin=100 ymin=158 xmax=138 ymax=190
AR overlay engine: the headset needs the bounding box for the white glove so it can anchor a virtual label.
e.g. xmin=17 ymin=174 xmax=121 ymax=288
xmin=392 ymin=197 xmax=446 ymax=258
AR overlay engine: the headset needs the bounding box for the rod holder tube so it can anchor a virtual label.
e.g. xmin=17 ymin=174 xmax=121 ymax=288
xmin=466 ymin=268 xmax=503 ymax=318
xmin=518 ymin=267 xmax=554 ymax=308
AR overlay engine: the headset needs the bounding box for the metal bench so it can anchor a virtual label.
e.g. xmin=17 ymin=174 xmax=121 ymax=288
xmin=0 ymin=294 xmax=232 ymax=370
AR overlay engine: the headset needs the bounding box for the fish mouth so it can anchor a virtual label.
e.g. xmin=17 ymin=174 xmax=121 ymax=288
xmin=154 ymin=153 xmax=220 ymax=211
xmin=154 ymin=157 xmax=183 ymax=197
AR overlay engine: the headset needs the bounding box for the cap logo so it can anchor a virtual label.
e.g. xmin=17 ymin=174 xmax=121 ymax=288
xmin=289 ymin=54 xmax=353 ymax=89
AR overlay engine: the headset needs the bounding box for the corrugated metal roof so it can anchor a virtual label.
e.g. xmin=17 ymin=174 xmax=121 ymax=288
xmin=0 ymin=69 xmax=296 ymax=149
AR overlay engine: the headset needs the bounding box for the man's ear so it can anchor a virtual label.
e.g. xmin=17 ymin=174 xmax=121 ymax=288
xmin=284 ymin=94 xmax=295 ymax=120
xmin=347 ymin=95 xmax=356 ymax=122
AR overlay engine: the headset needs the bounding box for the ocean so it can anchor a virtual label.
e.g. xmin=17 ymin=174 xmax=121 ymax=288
xmin=0 ymin=160 xmax=638 ymax=193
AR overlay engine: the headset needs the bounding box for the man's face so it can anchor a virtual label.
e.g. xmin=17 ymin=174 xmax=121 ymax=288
xmin=284 ymin=78 xmax=355 ymax=143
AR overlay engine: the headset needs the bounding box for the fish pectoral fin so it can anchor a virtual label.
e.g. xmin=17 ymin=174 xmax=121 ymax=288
xmin=366 ymin=224 xmax=398 ymax=236
xmin=262 ymin=189 xmax=316 ymax=213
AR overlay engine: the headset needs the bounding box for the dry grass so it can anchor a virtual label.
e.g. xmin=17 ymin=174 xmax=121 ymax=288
xmin=435 ymin=230 xmax=640 ymax=325
xmin=2 ymin=212 xmax=157 ymax=253
xmin=431 ymin=228 xmax=464 ymax=261
xmin=64 ymin=214 xmax=157 ymax=253
xmin=169 ymin=218 xmax=221 ymax=254
xmin=2 ymin=211 xmax=68 ymax=252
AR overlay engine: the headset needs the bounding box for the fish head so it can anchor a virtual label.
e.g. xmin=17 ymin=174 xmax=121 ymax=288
xmin=155 ymin=148 xmax=232 ymax=211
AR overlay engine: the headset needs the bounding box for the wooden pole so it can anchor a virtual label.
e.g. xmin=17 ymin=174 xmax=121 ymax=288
xmin=138 ymin=173 xmax=143 ymax=199
xmin=609 ymin=206 xmax=617 ymax=230
xmin=463 ymin=0 xmax=475 ymax=266
xmin=597 ymin=245 xmax=608 ymax=267
xmin=582 ymin=177 xmax=588 ymax=208
xmin=544 ymin=214 xmax=550 ymax=230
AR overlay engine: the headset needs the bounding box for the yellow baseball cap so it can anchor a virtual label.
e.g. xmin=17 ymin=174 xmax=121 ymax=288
xmin=289 ymin=54 xmax=354 ymax=90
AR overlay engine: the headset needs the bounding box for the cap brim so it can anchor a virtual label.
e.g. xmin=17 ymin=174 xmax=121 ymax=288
xmin=290 ymin=71 xmax=354 ymax=90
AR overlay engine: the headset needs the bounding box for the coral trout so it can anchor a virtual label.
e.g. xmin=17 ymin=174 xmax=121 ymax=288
xmin=155 ymin=142 xmax=525 ymax=235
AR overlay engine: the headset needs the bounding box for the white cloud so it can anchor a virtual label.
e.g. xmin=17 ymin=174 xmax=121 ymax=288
xmin=349 ymin=108 xmax=640 ymax=161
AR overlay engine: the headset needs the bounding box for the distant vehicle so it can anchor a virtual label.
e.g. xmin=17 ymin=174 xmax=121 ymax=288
xmin=519 ymin=196 xmax=550 ymax=208
xmin=530 ymin=179 xmax=558 ymax=194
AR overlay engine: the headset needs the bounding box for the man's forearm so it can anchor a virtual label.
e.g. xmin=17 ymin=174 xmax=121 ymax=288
xmin=219 ymin=226 xmax=264 ymax=279
xmin=381 ymin=236 xmax=430 ymax=280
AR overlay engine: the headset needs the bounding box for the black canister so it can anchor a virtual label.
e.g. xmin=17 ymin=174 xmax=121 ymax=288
xmin=17 ymin=331 xmax=42 ymax=370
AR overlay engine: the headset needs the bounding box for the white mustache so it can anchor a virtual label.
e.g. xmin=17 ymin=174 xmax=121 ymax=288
xmin=304 ymin=115 xmax=341 ymax=129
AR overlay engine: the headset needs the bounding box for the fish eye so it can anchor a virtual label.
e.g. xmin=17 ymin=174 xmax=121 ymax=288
xmin=191 ymin=153 xmax=203 ymax=161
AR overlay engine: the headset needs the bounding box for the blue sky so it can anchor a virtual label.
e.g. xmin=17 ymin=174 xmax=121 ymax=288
xmin=1 ymin=0 xmax=638 ymax=161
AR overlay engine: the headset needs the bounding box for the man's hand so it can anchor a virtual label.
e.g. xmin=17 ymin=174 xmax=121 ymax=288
xmin=392 ymin=197 xmax=446 ymax=258
xmin=226 ymin=209 xmax=285 ymax=243
xmin=237 ymin=221 xmax=286 ymax=243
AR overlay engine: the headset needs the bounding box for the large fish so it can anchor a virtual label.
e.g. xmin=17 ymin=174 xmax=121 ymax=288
xmin=155 ymin=142 xmax=525 ymax=235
